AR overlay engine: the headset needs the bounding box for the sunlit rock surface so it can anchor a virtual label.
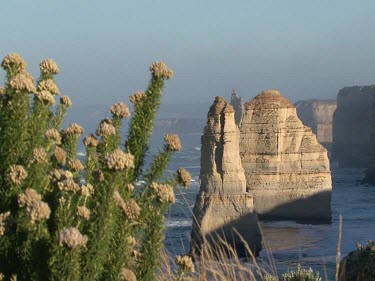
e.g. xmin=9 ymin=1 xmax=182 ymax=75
xmin=332 ymin=85 xmax=375 ymax=168
xmin=295 ymin=99 xmax=337 ymax=151
xmin=191 ymin=97 xmax=262 ymax=257
xmin=239 ymin=90 xmax=332 ymax=222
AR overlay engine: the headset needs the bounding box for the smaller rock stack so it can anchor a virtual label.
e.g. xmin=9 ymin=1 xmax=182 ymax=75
xmin=230 ymin=90 xmax=245 ymax=125
xmin=191 ymin=97 xmax=262 ymax=257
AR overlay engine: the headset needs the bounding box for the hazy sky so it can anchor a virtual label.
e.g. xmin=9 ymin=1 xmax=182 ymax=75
xmin=1 ymin=0 xmax=375 ymax=107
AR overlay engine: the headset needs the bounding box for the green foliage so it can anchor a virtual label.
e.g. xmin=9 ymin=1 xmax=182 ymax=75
xmin=281 ymin=264 xmax=321 ymax=281
xmin=352 ymin=240 xmax=375 ymax=280
xmin=0 ymin=54 xmax=190 ymax=281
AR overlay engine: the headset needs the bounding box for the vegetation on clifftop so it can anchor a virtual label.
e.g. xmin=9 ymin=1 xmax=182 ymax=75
xmin=0 ymin=53 xmax=194 ymax=281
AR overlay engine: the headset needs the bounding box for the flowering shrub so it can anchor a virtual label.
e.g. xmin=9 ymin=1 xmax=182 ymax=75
xmin=0 ymin=54 xmax=192 ymax=281
xmin=281 ymin=264 xmax=321 ymax=281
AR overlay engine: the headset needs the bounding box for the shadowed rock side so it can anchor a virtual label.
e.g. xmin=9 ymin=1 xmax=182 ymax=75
xmin=239 ymin=90 xmax=332 ymax=223
xmin=295 ymin=99 xmax=337 ymax=152
xmin=191 ymin=96 xmax=262 ymax=257
xmin=230 ymin=90 xmax=244 ymax=125
xmin=332 ymin=85 xmax=375 ymax=168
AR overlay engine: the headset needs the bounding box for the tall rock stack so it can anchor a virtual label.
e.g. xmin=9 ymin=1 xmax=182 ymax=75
xmin=239 ymin=90 xmax=332 ymax=222
xmin=191 ymin=96 xmax=262 ymax=257
xmin=230 ymin=90 xmax=245 ymax=125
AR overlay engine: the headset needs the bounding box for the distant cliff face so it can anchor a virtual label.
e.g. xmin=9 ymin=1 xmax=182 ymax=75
xmin=332 ymin=85 xmax=375 ymax=168
xmin=295 ymin=100 xmax=337 ymax=149
xmin=239 ymin=90 xmax=332 ymax=222
xmin=191 ymin=97 xmax=262 ymax=257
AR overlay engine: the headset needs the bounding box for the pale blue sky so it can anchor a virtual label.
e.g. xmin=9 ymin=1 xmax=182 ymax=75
xmin=1 ymin=0 xmax=375 ymax=106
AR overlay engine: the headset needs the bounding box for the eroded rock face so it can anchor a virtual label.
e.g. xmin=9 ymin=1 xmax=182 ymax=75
xmin=332 ymin=85 xmax=375 ymax=168
xmin=295 ymin=99 xmax=337 ymax=150
xmin=191 ymin=97 xmax=262 ymax=257
xmin=239 ymin=90 xmax=332 ymax=222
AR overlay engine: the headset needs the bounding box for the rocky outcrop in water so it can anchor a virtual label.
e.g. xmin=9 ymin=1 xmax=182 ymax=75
xmin=191 ymin=97 xmax=262 ymax=257
xmin=339 ymin=241 xmax=375 ymax=281
xmin=332 ymin=85 xmax=375 ymax=168
xmin=239 ymin=90 xmax=332 ymax=222
xmin=230 ymin=90 xmax=244 ymax=125
xmin=295 ymin=99 xmax=337 ymax=151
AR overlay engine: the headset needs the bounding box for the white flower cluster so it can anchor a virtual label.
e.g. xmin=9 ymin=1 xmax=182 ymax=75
xmin=35 ymin=90 xmax=55 ymax=106
xmin=1 ymin=53 xmax=26 ymax=71
xmin=77 ymin=206 xmax=90 ymax=220
xmin=9 ymin=73 xmax=36 ymax=93
xmin=40 ymin=59 xmax=60 ymax=75
xmin=129 ymin=91 xmax=145 ymax=104
xmin=110 ymin=102 xmax=130 ymax=118
xmin=96 ymin=119 xmax=115 ymax=137
xmin=49 ymin=169 xmax=73 ymax=184
xmin=150 ymin=182 xmax=175 ymax=204
xmin=164 ymin=134 xmax=182 ymax=151
xmin=58 ymin=227 xmax=88 ymax=249
xmin=175 ymin=255 xmax=195 ymax=273
xmin=7 ymin=165 xmax=28 ymax=186
xmin=150 ymin=61 xmax=173 ymax=80
xmin=45 ymin=128 xmax=61 ymax=144
xmin=113 ymin=191 xmax=141 ymax=221
xmin=37 ymin=79 xmax=60 ymax=95
xmin=60 ymin=96 xmax=72 ymax=107
xmin=80 ymin=183 xmax=94 ymax=197
xmin=106 ymin=149 xmax=134 ymax=171
xmin=68 ymin=159 xmax=84 ymax=172
xmin=63 ymin=123 xmax=84 ymax=136
xmin=54 ymin=146 xmax=66 ymax=165
xmin=57 ymin=178 xmax=80 ymax=193
xmin=177 ymin=167 xmax=191 ymax=188
xmin=18 ymin=188 xmax=51 ymax=224
xmin=83 ymin=134 xmax=99 ymax=147
xmin=32 ymin=148 xmax=47 ymax=164
xmin=0 ymin=211 xmax=12 ymax=236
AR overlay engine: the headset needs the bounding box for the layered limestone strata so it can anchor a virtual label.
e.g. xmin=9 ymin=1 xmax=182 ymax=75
xmin=191 ymin=97 xmax=262 ymax=257
xmin=295 ymin=99 xmax=337 ymax=150
xmin=239 ymin=90 xmax=332 ymax=222
xmin=332 ymin=85 xmax=375 ymax=168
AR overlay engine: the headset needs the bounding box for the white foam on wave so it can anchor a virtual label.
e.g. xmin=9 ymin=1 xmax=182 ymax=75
xmin=166 ymin=219 xmax=192 ymax=228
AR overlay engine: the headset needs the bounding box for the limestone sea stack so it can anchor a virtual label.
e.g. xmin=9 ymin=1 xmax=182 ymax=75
xmin=239 ymin=90 xmax=332 ymax=222
xmin=230 ymin=90 xmax=244 ymax=125
xmin=191 ymin=97 xmax=262 ymax=257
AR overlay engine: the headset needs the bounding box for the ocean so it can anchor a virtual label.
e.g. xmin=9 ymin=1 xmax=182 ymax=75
xmin=162 ymin=144 xmax=375 ymax=280
xmin=73 ymin=111 xmax=375 ymax=280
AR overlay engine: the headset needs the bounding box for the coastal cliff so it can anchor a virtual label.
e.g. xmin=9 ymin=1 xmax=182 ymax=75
xmin=332 ymin=85 xmax=375 ymax=168
xmin=295 ymin=99 xmax=337 ymax=151
xmin=239 ymin=90 xmax=332 ymax=222
xmin=191 ymin=97 xmax=262 ymax=257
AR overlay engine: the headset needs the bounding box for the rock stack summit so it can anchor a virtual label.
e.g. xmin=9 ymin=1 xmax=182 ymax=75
xmin=191 ymin=90 xmax=332 ymax=256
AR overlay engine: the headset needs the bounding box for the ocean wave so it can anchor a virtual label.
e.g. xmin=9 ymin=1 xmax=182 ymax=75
xmin=165 ymin=219 xmax=192 ymax=228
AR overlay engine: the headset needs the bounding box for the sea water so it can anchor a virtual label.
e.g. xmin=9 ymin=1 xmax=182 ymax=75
xmin=163 ymin=146 xmax=375 ymax=280
xmin=75 ymin=122 xmax=375 ymax=280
